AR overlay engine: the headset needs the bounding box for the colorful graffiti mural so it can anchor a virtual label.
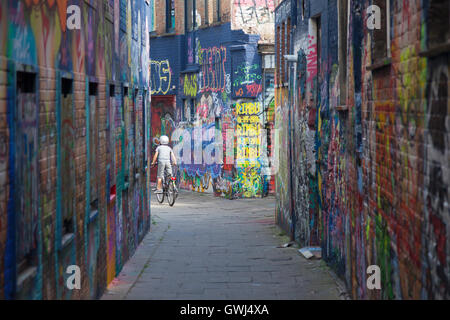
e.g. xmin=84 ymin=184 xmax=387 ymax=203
xmin=275 ymin=0 xmax=450 ymax=300
xmin=150 ymin=97 xmax=176 ymax=182
xmin=0 ymin=0 xmax=151 ymax=300
xmin=151 ymin=20 xmax=274 ymax=199
xmin=232 ymin=0 xmax=276 ymax=43
xmin=235 ymin=101 xmax=264 ymax=197
xmin=150 ymin=59 xmax=172 ymax=95
xmin=233 ymin=63 xmax=263 ymax=98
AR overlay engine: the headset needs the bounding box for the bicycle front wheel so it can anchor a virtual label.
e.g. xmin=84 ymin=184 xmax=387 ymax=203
xmin=156 ymin=190 xmax=165 ymax=203
xmin=167 ymin=180 xmax=176 ymax=206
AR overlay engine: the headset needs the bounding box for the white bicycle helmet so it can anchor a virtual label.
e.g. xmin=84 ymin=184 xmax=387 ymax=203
xmin=160 ymin=135 xmax=169 ymax=145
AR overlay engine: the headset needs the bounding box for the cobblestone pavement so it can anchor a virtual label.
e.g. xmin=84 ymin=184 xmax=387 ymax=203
xmin=101 ymin=190 xmax=343 ymax=300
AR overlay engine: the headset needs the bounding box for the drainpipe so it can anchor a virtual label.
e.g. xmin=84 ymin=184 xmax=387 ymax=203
xmin=285 ymin=54 xmax=298 ymax=242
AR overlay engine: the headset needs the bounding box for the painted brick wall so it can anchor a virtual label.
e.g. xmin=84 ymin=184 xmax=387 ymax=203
xmin=231 ymin=0 xmax=276 ymax=43
xmin=0 ymin=0 xmax=151 ymax=300
xmin=275 ymin=0 xmax=449 ymax=299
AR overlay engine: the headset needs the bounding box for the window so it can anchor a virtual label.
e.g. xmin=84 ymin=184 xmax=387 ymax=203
xmin=204 ymin=0 xmax=209 ymax=25
xmin=214 ymin=0 xmax=220 ymax=23
xmin=142 ymin=90 xmax=147 ymax=169
xmin=338 ymin=0 xmax=348 ymax=105
xmin=166 ymin=0 xmax=175 ymax=33
xmin=263 ymin=70 xmax=275 ymax=113
xmin=301 ymin=0 xmax=305 ymax=21
xmin=133 ymin=89 xmax=139 ymax=171
xmin=215 ymin=116 xmax=220 ymax=131
xmin=61 ymin=77 xmax=74 ymax=239
xmin=186 ymin=0 xmax=197 ymax=31
xmin=109 ymin=84 xmax=115 ymax=98
xmin=276 ymin=25 xmax=281 ymax=85
xmin=122 ymin=85 xmax=128 ymax=123
xmin=89 ymin=82 xmax=98 ymax=96
xmin=281 ymin=22 xmax=285 ymax=84
xmin=286 ymin=18 xmax=291 ymax=84
xmin=217 ymin=0 xmax=221 ymax=22
xmin=427 ymin=0 xmax=450 ymax=48
xmin=149 ymin=0 xmax=155 ymax=32
xmin=263 ymin=54 xmax=275 ymax=69
xmin=120 ymin=0 xmax=127 ymax=32
xmin=88 ymin=82 xmax=98 ymax=202
xmin=372 ymin=0 xmax=391 ymax=63
xmin=16 ymin=71 xmax=38 ymax=278
xmin=191 ymin=99 xmax=196 ymax=121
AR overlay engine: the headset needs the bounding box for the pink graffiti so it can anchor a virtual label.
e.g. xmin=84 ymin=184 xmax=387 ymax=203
xmin=199 ymin=46 xmax=227 ymax=93
xmin=188 ymin=36 xmax=194 ymax=64
xmin=306 ymin=35 xmax=317 ymax=85
xmin=197 ymin=104 xmax=209 ymax=118
xmin=246 ymin=83 xmax=262 ymax=96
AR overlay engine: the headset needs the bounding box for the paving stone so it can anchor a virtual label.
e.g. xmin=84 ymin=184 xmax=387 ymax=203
xmin=102 ymin=190 xmax=341 ymax=300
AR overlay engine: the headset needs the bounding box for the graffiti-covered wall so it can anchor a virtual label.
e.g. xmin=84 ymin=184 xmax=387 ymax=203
xmin=275 ymin=0 xmax=449 ymax=299
xmin=232 ymin=0 xmax=276 ymax=43
xmin=0 ymin=0 xmax=152 ymax=299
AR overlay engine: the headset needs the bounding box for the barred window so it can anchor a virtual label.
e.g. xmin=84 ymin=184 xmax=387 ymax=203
xmin=166 ymin=0 xmax=175 ymax=33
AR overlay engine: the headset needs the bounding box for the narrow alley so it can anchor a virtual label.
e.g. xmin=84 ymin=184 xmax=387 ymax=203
xmin=102 ymin=191 xmax=341 ymax=300
xmin=0 ymin=0 xmax=449 ymax=303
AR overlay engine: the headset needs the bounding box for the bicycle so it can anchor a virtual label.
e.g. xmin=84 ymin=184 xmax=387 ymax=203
xmin=153 ymin=164 xmax=178 ymax=206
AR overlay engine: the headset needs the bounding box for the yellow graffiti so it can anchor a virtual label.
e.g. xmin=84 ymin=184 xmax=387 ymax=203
xmin=150 ymin=59 xmax=171 ymax=95
xmin=235 ymin=101 xmax=262 ymax=176
xmin=29 ymin=3 xmax=62 ymax=68
xmin=235 ymin=102 xmax=261 ymax=115
xmin=183 ymin=74 xmax=198 ymax=97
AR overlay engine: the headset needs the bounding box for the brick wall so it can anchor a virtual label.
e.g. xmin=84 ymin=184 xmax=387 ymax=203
xmin=151 ymin=0 xmax=233 ymax=37
xmin=275 ymin=0 xmax=449 ymax=299
xmin=0 ymin=0 xmax=151 ymax=299
xmin=231 ymin=0 xmax=276 ymax=43
xmin=150 ymin=1 xmax=276 ymax=200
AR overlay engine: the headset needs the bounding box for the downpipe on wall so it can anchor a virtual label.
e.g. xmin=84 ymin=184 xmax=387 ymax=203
xmin=285 ymin=54 xmax=298 ymax=242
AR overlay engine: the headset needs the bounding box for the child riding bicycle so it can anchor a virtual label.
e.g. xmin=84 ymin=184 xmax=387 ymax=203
xmin=151 ymin=135 xmax=177 ymax=194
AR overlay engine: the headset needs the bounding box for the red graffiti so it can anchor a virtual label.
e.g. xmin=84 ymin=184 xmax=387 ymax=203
xmin=246 ymin=83 xmax=262 ymax=96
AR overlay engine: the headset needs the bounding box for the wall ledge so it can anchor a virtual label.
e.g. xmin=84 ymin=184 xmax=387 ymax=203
xmin=419 ymin=41 xmax=450 ymax=58
xmin=336 ymin=105 xmax=348 ymax=111
xmin=366 ymin=58 xmax=392 ymax=71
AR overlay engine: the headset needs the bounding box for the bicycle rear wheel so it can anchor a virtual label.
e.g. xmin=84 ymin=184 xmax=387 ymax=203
xmin=167 ymin=180 xmax=176 ymax=206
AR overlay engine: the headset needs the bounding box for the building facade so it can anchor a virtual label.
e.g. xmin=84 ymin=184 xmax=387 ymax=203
xmin=149 ymin=0 xmax=277 ymax=199
xmin=275 ymin=0 xmax=449 ymax=299
xmin=0 ymin=0 xmax=152 ymax=299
